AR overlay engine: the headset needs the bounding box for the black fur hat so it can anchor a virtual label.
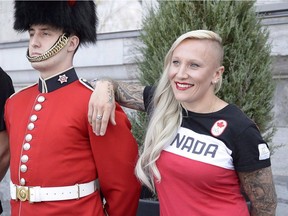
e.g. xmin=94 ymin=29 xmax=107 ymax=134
xmin=14 ymin=0 xmax=98 ymax=45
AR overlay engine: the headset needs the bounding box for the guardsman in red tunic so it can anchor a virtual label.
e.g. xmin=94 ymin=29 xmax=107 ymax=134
xmin=5 ymin=1 xmax=141 ymax=215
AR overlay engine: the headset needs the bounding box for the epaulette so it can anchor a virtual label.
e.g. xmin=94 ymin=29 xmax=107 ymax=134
xmin=79 ymin=78 xmax=94 ymax=91
xmin=9 ymin=83 xmax=38 ymax=98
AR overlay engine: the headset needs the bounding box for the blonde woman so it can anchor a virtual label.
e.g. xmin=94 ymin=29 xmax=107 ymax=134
xmin=89 ymin=30 xmax=277 ymax=215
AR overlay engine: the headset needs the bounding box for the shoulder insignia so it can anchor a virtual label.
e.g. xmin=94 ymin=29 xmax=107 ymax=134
xmin=79 ymin=78 xmax=94 ymax=91
xmin=9 ymin=83 xmax=37 ymax=98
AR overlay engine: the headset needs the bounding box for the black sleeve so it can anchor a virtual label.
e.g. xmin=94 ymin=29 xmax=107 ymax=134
xmin=0 ymin=67 xmax=15 ymax=131
xmin=143 ymin=86 xmax=155 ymax=115
xmin=233 ymin=124 xmax=271 ymax=172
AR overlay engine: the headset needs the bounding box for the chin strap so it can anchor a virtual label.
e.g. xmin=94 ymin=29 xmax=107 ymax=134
xmin=26 ymin=33 xmax=69 ymax=63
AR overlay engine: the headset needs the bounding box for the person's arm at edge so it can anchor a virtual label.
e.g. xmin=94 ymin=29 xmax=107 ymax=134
xmin=238 ymin=166 xmax=277 ymax=216
xmin=0 ymin=68 xmax=14 ymax=181
xmin=88 ymin=79 xmax=145 ymax=136
xmin=0 ymin=130 xmax=10 ymax=181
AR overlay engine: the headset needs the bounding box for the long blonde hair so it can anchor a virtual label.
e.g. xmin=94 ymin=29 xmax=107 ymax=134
xmin=135 ymin=30 xmax=224 ymax=191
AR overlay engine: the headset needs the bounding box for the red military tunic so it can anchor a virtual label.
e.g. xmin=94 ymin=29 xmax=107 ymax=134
xmin=5 ymin=68 xmax=141 ymax=216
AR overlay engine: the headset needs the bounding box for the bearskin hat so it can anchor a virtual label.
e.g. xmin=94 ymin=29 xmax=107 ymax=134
xmin=14 ymin=0 xmax=98 ymax=45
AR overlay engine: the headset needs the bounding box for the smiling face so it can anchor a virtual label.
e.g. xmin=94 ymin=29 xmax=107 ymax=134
xmin=168 ymin=38 xmax=224 ymax=112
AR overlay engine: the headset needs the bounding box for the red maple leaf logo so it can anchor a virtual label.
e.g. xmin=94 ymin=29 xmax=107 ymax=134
xmin=217 ymin=121 xmax=225 ymax=128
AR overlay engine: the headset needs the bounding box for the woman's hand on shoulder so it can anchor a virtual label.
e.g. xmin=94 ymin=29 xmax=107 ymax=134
xmin=88 ymin=79 xmax=116 ymax=136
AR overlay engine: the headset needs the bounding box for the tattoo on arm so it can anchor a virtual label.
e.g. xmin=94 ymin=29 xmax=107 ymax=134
xmin=115 ymin=82 xmax=145 ymax=111
xmin=105 ymin=81 xmax=114 ymax=104
xmin=238 ymin=167 xmax=277 ymax=216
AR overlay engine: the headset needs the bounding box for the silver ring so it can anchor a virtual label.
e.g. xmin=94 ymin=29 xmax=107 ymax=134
xmin=96 ymin=115 xmax=103 ymax=120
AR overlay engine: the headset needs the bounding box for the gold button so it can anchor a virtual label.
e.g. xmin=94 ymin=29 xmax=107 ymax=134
xmin=30 ymin=115 xmax=38 ymax=122
xmin=25 ymin=134 xmax=32 ymax=142
xmin=34 ymin=104 xmax=42 ymax=111
xmin=27 ymin=123 xmax=35 ymax=130
xmin=23 ymin=143 xmax=31 ymax=151
xmin=21 ymin=155 xmax=29 ymax=163
xmin=20 ymin=164 xmax=28 ymax=173
xmin=37 ymin=96 xmax=45 ymax=103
